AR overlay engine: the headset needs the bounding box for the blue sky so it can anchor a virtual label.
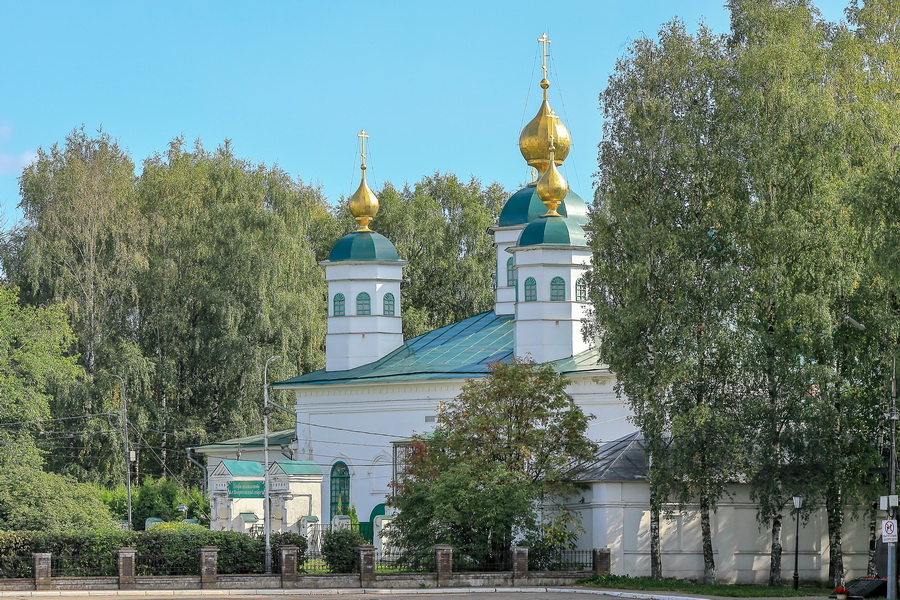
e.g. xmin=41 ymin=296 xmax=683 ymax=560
xmin=0 ymin=1 xmax=849 ymax=228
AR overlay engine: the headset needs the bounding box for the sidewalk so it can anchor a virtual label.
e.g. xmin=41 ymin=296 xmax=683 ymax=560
xmin=0 ymin=586 xmax=828 ymax=600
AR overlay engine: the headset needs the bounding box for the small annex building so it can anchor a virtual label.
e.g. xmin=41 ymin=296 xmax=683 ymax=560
xmin=206 ymin=458 xmax=323 ymax=535
xmin=197 ymin=35 xmax=874 ymax=584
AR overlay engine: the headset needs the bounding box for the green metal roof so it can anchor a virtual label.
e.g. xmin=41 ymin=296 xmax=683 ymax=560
xmin=498 ymin=185 xmax=588 ymax=228
xmin=274 ymin=311 xmax=605 ymax=387
xmin=327 ymin=230 xmax=400 ymax=262
xmin=218 ymin=459 xmax=264 ymax=476
xmin=273 ymin=460 xmax=323 ymax=475
xmin=518 ymin=214 xmax=588 ymax=247
xmin=239 ymin=512 xmax=260 ymax=522
xmin=193 ymin=429 xmax=295 ymax=453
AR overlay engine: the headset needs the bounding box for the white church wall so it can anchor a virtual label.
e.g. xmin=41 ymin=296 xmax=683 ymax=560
xmin=293 ymin=372 xmax=634 ymax=530
xmin=581 ymin=480 xmax=872 ymax=584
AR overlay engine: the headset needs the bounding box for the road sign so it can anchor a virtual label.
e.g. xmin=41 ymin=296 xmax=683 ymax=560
xmin=884 ymin=519 xmax=898 ymax=543
xmin=228 ymin=480 xmax=265 ymax=498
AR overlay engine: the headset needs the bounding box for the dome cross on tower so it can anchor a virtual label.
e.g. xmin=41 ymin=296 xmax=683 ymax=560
xmin=519 ymin=33 xmax=571 ymax=181
xmin=538 ymin=32 xmax=551 ymax=88
xmin=349 ymin=129 xmax=379 ymax=232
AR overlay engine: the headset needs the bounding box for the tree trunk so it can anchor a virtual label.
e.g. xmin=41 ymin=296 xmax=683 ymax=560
xmin=827 ymin=482 xmax=844 ymax=587
xmin=700 ymin=491 xmax=716 ymax=584
xmin=650 ymin=482 xmax=662 ymax=579
xmin=768 ymin=511 xmax=783 ymax=586
xmin=869 ymin=509 xmax=878 ymax=577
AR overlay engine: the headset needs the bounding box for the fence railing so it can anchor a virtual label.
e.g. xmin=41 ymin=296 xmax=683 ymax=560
xmin=0 ymin=555 xmax=34 ymax=579
xmin=528 ymin=548 xmax=593 ymax=571
xmin=375 ymin=548 xmax=433 ymax=573
xmin=1 ymin=544 xmax=609 ymax=588
xmin=135 ymin=554 xmax=200 ymax=576
xmin=50 ymin=555 xmax=117 ymax=577
xmin=452 ymin=548 xmax=512 ymax=573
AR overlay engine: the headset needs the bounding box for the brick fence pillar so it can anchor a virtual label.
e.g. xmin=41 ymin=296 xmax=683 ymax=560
xmin=433 ymin=545 xmax=452 ymax=587
xmin=117 ymin=547 xmax=136 ymax=589
xmin=511 ymin=546 xmax=528 ymax=585
xmin=593 ymin=547 xmax=611 ymax=575
xmin=33 ymin=553 xmax=51 ymax=591
xmin=200 ymin=546 xmax=218 ymax=588
xmin=279 ymin=545 xmax=298 ymax=588
xmin=358 ymin=544 xmax=376 ymax=587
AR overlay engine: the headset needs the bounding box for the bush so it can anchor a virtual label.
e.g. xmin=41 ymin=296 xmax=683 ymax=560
xmin=321 ymin=528 xmax=366 ymax=573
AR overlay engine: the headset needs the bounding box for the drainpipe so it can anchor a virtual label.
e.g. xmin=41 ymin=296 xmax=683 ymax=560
xmin=186 ymin=447 xmax=208 ymax=498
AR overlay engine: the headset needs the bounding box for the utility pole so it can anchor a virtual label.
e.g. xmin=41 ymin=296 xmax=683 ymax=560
xmin=263 ymin=355 xmax=280 ymax=575
xmin=113 ymin=375 xmax=133 ymax=530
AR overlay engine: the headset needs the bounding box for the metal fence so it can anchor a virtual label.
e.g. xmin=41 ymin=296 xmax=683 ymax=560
xmin=0 ymin=555 xmax=33 ymax=579
xmin=528 ymin=548 xmax=593 ymax=571
xmin=135 ymin=554 xmax=200 ymax=576
xmin=452 ymin=549 xmax=512 ymax=573
xmin=375 ymin=548 xmax=433 ymax=573
xmin=50 ymin=555 xmax=117 ymax=577
xmin=299 ymin=552 xmax=330 ymax=574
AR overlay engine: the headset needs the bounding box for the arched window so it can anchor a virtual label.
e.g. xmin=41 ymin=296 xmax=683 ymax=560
xmin=383 ymin=293 xmax=395 ymax=316
xmin=356 ymin=292 xmax=371 ymax=315
xmin=576 ymin=277 xmax=588 ymax=302
xmin=330 ymin=461 xmax=350 ymax=521
xmin=333 ymin=293 xmax=345 ymax=316
xmin=506 ymin=257 xmax=516 ymax=287
xmin=550 ymin=276 xmax=566 ymax=301
xmin=524 ymin=277 xmax=537 ymax=302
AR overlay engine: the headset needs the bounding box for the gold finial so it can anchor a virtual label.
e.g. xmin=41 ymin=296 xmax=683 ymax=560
xmin=536 ymin=114 xmax=568 ymax=215
xmin=348 ymin=129 xmax=379 ymax=231
xmin=519 ymin=33 xmax=571 ymax=181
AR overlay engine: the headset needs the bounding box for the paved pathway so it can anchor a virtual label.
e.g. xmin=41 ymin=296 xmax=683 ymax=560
xmin=0 ymin=588 xmax=828 ymax=600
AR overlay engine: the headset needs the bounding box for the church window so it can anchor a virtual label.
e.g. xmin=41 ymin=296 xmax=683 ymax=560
xmin=550 ymin=277 xmax=566 ymax=301
xmin=384 ymin=293 xmax=395 ymax=316
xmin=506 ymin=257 xmax=515 ymax=287
xmin=524 ymin=277 xmax=537 ymax=302
xmin=357 ymin=292 xmax=371 ymax=315
xmin=576 ymin=277 xmax=588 ymax=302
xmin=330 ymin=461 xmax=350 ymax=521
xmin=333 ymin=293 xmax=345 ymax=316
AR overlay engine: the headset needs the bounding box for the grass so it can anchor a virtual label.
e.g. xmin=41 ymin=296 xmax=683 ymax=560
xmin=577 ymin=574 xmax=834 ymax=597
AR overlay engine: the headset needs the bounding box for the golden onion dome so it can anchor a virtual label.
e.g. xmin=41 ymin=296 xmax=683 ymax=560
xmin=536 ymin=144 xmax=568 ymax=216
xmin=348 ymin=130 xmax=379 ymax=231
xmin=518 ymin=35 xmax=571 ymax=179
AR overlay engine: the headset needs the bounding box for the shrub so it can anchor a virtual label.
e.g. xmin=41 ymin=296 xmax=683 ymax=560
xmin=321 ymin=528 xmax=366 ymax=573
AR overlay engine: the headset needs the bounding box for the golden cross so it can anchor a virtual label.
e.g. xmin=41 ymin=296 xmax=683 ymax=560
xmin=358 ymin=129 xmax=369 ymax=166
xmin=538 ymin=33 xmax=551 ymax=80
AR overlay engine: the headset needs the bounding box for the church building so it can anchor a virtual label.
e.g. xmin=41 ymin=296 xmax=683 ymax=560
xmin=195 ymin=35 xmax=871 ymax=584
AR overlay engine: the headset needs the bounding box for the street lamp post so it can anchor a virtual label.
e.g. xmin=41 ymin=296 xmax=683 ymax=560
xmin=792 ymin=493 xmax=803 ymax=590
xmin=846 ymin=316 xmax=897 ymax=600
xmin=113 ymin=375 xmax=133 ymax=530
xmin=263 ymin=355 xmax=280 ymax=575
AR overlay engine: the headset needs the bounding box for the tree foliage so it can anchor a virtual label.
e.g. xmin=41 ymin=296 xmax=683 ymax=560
xmin=388 ymin=359 xmax=596 ymax=567
xmin=588 ymin=0 xmax=897 ymax=585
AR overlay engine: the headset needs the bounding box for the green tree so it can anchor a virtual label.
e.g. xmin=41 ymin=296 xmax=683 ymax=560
xmin=388 ymin=359 xmax=596 ymax=567
xmin=5 ymin=127 xmax=150 ymax=485
xmin=134 ymin=138 xmax=338 ymax=476
xmin=589 ymin=19 xmax=746 ymax=583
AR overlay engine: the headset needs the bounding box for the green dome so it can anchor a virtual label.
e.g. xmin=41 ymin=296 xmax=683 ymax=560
xmin=328 ymin=230 xmax=400 ymax=262
xmin=498 ymin=185 xmax=588 ymax=227
xmin=518 ymin=214 xmax=587 ymax=247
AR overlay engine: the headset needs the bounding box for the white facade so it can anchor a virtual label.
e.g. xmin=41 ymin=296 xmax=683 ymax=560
xmin=573 ymin=481 xmax=871 ymax=584
xmin=510 ymin=245 xmax=591 ymax=363
xmin=492 ymin=225 xmax=526 ymax=315
xmin=323 ymin=260 xmax=405 ymax=372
